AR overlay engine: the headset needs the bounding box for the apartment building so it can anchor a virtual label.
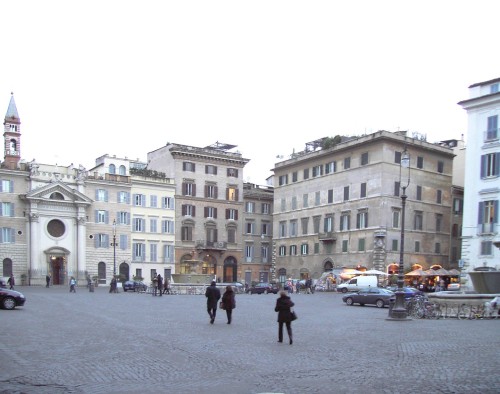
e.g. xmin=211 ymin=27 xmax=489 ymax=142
xmin=147 ymin=142 xmax=249 ymax=282
xmin=242 ymin=182 xmax=274 ymax=285
xmin=272 ymin=131 xmax=455 ymax=282
xmin=458 ymin=77 xmax=500 ymax=278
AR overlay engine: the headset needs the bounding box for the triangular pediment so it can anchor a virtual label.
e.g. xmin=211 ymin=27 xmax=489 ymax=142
xmin=24 ymin=181 xmax=92 ymax=205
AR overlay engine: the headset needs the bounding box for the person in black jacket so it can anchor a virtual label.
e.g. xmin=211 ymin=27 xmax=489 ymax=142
xmin=275 ymin=291 xmax=295 ymax=344
xmin=221 ymin=285 xmax=236 ymax=324
xmin=205 ymin=281 xmax=221 ymax=324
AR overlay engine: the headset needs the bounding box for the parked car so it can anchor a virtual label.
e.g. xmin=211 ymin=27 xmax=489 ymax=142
xmin=342 ymin=288 xmax=395 ymax=308
xmin=386 ymin=286 xmax=422 ymax=299
xmin=123 ymin=280 xmax=148 ymax=292
xmin=0 ymin=288 xmax=26 ymax=310
xmin=0 ymin=277 xmax=8 ymax=288
xmin=447 ymin=283 xmax=461 ymax=291
xmin=247 ymin=282 xmax=279 ymax=294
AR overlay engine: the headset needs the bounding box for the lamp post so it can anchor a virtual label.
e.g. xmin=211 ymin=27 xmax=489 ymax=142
xmin=112 ymin=220 xmax=117 ymax=277
xmin=389 ymin=147 xmax=411 ymax=320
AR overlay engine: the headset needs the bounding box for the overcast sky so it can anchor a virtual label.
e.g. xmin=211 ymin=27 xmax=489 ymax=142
xmin=2 ymin=1 xmax=499 ymax=185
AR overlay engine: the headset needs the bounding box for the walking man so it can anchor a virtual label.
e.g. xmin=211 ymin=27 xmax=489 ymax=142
xmin=7 ymin=274 xmax=15 ymax=290
xmin=205 ymin=280 xmax=221 ymax=324
xmin=46 ymin=274 xmax=51 ymax=288
xmin=157 ymin=274 xmax=163 ymax=297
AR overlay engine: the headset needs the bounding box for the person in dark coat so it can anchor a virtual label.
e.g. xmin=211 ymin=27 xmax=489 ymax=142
xmin=163 ymin=278 xmax=170 ymax=295
xmin=205 ymin=280 xmax=221 ymax=324
xmin=8 ymin=274 xmax=15 ymax=290
xmin=221 ymin=285 xmax=236 ymax=324
xmin=275 ymin=291 xmax=295 ymax=344
xmin=157 ymin=274 xmax=163 ymax=297
xmin=46 ymin=274 xmax=51 ymax=288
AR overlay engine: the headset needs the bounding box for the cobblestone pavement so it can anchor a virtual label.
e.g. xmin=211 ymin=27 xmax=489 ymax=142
xmin=0 ymin=286 xmax=499 ymax=394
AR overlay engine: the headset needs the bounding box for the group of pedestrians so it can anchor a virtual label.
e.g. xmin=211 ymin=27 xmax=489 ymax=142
xmin=150 ymin=274 xmax=171 ymax=296
xmin=205 ymin=281 xmax=295 ymax=344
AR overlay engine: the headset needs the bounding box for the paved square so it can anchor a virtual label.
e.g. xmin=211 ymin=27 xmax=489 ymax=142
xmin=0 ymin=286 xmax=499 ymax=394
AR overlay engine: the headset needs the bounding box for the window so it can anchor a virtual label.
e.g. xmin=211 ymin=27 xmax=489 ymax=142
xmin=205 ymin=165 xmax=217 ymax=175
xmin=118 ymin=191 xmax=129 ymax=204
xmin=481 ymin=241 xmax=492 ymax=255
xmin=183 ymin=162 xmax=195 ymax=172
xmin=478 ymin=200 xmax=498 ymax=233
xmin=325 ymin=161 xmax=336 ymax=174
xmin=133 ymin=218 xmax=145 ymax=232
xmin=119 ymin=165 xmax=126 ymax=176
xmin=117 ymin=212 xmax=130 ymax=225
xmin=0 ymin=227 xmax=15 ymax=243
xmin=150 ymin=195 xmax=157 ymax=208
xmin=323 ymin=215 xmax=333 ymax=232
xmin=481 ymin=153 xmax=500 ymax=178
xmin=181 ymin=226 xmax=193 ymax=241
xmin=245 ymin=222 xmax=254 ymax=234
xmin=328 ymin=189 xmax=333 ymax=204
xmin=340 ymin=213 xmax=350 ymax=231
xmin=279 ymin=245 xmax=286 ymax=256
xmin=415 ymin=241 xmax=420 ymax=252
xmin=301 ymin=243 xmax=309 ymax=255
xmin=437 ymin=161 xmax=444 ymax=173
xmin=303 ymin=194 xmax=308 ymax=208
xmin=261 ymin=222 xmax=270 ymax=236
xmin=343 ymin=186 xmax=349 ymax=201
xmin=303 ymin=168 xmax=309 ymax=180
xmin=391 ymin=239 xmax=398 ymax=251
xmin=315 ymin=191 xmax=320 ymax=206
xmin=414 ymin=211 xmax=423 ymax=230
xmin=150 ymin=219 xmax=157 ymax=233
xmin=109 ymin=164 xmax=116 ymax=174
xmin=312 ymin=165 xmax=323 ymax=177
xmin=226 ymin=187 xmax=238 ymax=201
xmin=1 ymin=179 xmax=13 ymax=192
xmin=132 ymin=243 xmax=145 ymax=261
xmin=360 ymin=183 xmax=367 ymax=198
xmin=344 ymin=157 xmax=351 ymax=170
xmin=162 ymin=197 xmax=174 ymax=209
xmin=163 ymin=244 xmax=174 ymax=263
xmin=436 ymin=214 xmax=443 ymax=232
xmin=435 ymin=243 xmax=441 ymax=254
xmin=261 ymin=203 xmax=270 ymax=214
xmin=206 ymin=227 xmax=217 ymax=243
xmin=394 ymin=181 xmax=400 ymax=197
xmin=182 ymin=204 xmax=195 ymax=216
xmin=245 ymin=202 xmax=255 ymax=213
xmin=491 ymin=83 xmax=499 ymax=94
xmin=486 ymin=115 xmax=498 ymax=140
xmin=436 ymin=190 xmax=442 ymax=204
xmin=452 ymin=223 xmax=459 ymax=237
xmin=395 ymin=151 xmax=401 ymax=164
xmin=361 ymin=152 xmax=368 ymax=165
xmin=416 ymin=185 xmax=422 ymax=201
xmin=342 ymin=239 xmax=348 ymax=252
xmin=291 ymin=196 xmax=297 ymax=210
xmin=290 ymin=220 xmax=297 ymax=237
xmin=358 ymin=238 xmax=365 ymax=251
xmin=313 ymin=216 xmax=321 ymax=233
xmin=245 ymin=245 xmax=254 ymax=262
xmin=134 ymin=194 xmax=146 ymax=206
xmin=301 ymin=217 xmax=309 ymax=235
xmin=292 ymin=171 xmax=298 ymax=182
xmin=183 ymin=182 xmax=195 ymax=197
xmin=162 ymin=220 xmax=174 ymax=233
xmin=227 ymin=227 xmax=236 ymax=243
xmin=278 ymin=174 xmax=288 ymax=186
xmin=226 ymin=209 xmax=238 ymax=220
xmin=392 ymin=210 xmax=400 ymax=228
xmin=290 ymin=245 xmax=297 ymax=256
xmin=314 ymin=242 xmax=320 ymax=254
xmin=120 ymin=234 xmax=127 ymax=250
xmin=417 ymin=156 xmax=424 ymax=169
xmin=96 ymin=189 xmax=108 ymax=202
xmin=279 ymin=221 xmax=286 ymax=237
xmin=453 ymin=198 xmax=463 ymax=214
xmin=205 ymin=206 xmax=217 ymax=218
xmin=227 ymin=168 xmax=238 ymax=177
xmin=150 ymin=244 xmax=157 ymax=262
xmin=96 ymin=210 xmax=108 ymax=224
xmin=0 ymin=202 xmax=14 ymax=217
xmin=356 ymin=210 xmax=368 ymax=229
xmin=280 ymin=198 xmax=286 ymax=211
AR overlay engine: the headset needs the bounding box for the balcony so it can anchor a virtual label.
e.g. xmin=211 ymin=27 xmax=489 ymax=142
xmin=319 ymin=232 xmax=337 ymax=242
xmin=195 ymin=240 xmax=227 ymax=251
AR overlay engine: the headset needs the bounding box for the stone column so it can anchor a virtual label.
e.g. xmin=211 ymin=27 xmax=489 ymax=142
xmin=77 ymin=215 xmax=86 ymax=277
xmin=29 ymin=213 xmax=40 ymax=281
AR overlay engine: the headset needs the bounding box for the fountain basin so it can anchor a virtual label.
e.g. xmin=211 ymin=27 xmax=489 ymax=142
xmin=469 ymin=271 xmax=500 ymax=294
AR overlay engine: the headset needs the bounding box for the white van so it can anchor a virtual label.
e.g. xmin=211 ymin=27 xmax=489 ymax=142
xmin=337 ymin=276 xmax=378 ymax=293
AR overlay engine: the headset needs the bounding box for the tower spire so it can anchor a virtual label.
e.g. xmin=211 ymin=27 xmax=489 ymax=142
xmin=3 ymin=93 xmax=22 ymax=169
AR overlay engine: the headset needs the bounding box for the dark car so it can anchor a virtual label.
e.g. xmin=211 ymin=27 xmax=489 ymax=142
xmin=342 ymin=288 xmax=395 ymax=308
xmin=247 ymin=282 xmax=279 ymax=295
xmin=386 ymin=286 xmax=422 ymax=299
xmin=123 ymin=280 xmax=148 ymax=292
xmin=0 ymin=288 xmax=26 ymax=310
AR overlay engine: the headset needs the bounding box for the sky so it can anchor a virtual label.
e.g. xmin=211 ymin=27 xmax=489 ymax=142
xmin=2 ymin=1 xmax=500 ymax=185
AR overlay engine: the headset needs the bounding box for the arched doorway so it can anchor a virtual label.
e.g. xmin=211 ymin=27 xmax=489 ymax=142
xmin=49 ymin=256 xmax=66 ymax=285
xmin=2 ymin=258 xmax=13 ymax=277
xmin=98 ymin=261 xmax=106 ymax=284
xmin=119 ymin=262 xmax=129 ymax=280
xmin=323 ymin=260 xmax=334 ymax=271
xmin=223 ymin=256 xmax=237 ymax=282
xmin=278 ymin=268 xmax=287 ymax=288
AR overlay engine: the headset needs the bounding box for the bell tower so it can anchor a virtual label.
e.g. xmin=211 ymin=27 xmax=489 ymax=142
xmin=3 ymin=92 xmax=21 ymax=169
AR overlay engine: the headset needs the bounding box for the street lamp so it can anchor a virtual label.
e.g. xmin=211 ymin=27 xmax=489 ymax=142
xmin=112 ymin=220 xmax=117 ymax=276
xmin=389 ymin=146 xmax=411 ymax=320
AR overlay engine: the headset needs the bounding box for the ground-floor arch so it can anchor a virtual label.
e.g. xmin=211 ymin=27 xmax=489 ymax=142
xmin=223 ymin=256 xmax=237 ymax=282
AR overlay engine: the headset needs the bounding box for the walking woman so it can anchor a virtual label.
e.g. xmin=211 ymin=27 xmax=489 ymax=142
xmin=275 ymin=291 xmax=295 ymax=344
xmin=221 ymin=285 xmax=236 ymax=324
